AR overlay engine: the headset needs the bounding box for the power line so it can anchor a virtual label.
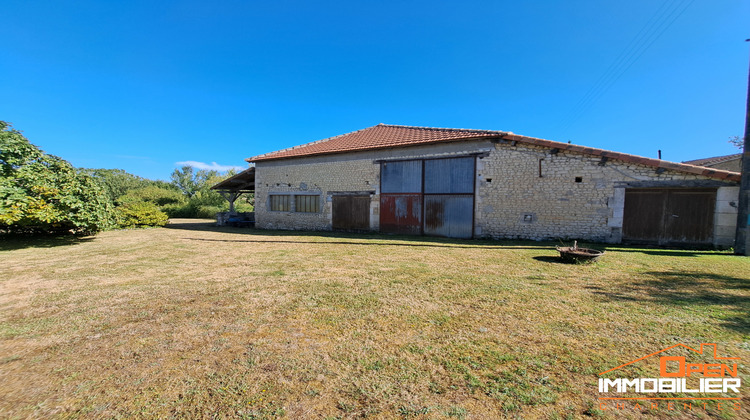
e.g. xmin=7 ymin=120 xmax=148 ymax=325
xmin=557 ymin=0 xmax=695 ymax=138
xmin=562 ymin=0 xmax=677 ymax=125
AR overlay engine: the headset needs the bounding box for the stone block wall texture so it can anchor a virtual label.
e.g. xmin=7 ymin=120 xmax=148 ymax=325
xmin=714 ymin=186 xmax=740 ymax=248
xmin=254 ymin=140 xmax=739 ymax=246
xmin=254 ymin=141 xmax=492 ymax=231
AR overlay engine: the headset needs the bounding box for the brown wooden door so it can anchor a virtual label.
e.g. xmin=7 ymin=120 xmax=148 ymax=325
xmin=664 ymin=189 xmax=716 ymax=243
xmin=622 ymin=188 xmax=716 ymax=245
xmin=332 ymin=195 xmax=370 ymax=231
xmin=622 ymin=189 xmax=667 ymax=242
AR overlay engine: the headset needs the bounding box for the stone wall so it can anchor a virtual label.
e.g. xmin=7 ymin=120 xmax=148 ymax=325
xmin=254 ymin=154 xmax=378 ymax=231
xmin=254 ymin=141 xmax=494 ymax=231
xmin=475 ymin=142 xmax=734 ymax=244
xmin=714 ymin=186 xmax=740 ymax=248
xmin=254 ymin=139 xmax=739 ymax=246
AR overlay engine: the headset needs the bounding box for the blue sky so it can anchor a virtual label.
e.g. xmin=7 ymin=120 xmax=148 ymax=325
xmin=1 ymin=0 xmax=748 ymax=180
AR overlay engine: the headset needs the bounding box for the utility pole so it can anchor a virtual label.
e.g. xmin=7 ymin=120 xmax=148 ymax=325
xmin=734 ymin=38 xmax=750 ymax=255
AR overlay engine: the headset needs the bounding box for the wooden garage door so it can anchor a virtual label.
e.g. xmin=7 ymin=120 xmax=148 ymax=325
xmin=332 ymin=195 xmax=370 ymax=231
xmin=622 ymin=188 xmax=716 ymax=245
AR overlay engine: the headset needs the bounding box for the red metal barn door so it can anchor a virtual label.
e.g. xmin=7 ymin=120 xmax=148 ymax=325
xmin=380 ymin=160 xmax=423 ymax=235
xmin=380 ymin=195 xmax=422 ymax=235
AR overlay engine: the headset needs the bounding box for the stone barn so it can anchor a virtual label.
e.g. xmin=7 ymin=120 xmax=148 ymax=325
xmin=244 ymin=124 xmax=741 ymax=247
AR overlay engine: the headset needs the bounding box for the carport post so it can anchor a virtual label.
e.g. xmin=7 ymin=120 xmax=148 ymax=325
xmin=218 ymin=191 xmax=239 ymax=213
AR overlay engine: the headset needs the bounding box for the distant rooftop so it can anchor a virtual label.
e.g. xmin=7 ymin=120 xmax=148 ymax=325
xmin=683 ymin=153 xmax=741 ymax=167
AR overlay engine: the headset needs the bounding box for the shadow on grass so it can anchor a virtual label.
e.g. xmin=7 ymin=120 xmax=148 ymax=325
xmin=165 ymin=219 xmax=561 ymax=250
xmin=531 ymin=256 xmax=569 ymax=264
xmin=0 ymin=235 xmax=96 ymax=251
xmin=603 ymin=247 xmax=728 ymax=257
xmin=165 ymin=220 xmax=738 ymax=256
xmin=588 ymin=271 xmax=750 ymax=333
xmin=180 ymin=236 xmax=540 ymax=250
xmin=164 ymin=219 xmax=224 ymax=232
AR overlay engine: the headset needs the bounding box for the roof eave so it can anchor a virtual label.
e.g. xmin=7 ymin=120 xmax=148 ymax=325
xmin=247 ymin=135 xmax=506 ymax=163
xmin=503 ymin=134 xmax=741 ymax=182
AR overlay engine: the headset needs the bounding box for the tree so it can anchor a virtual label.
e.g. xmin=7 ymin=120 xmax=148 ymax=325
xmin=118 ymin=185 xmax=186 ymax=207
xmin=83 ymin=168 xmax=179 ymax=204
xmin=0 ymin=121 xmax=113 ymax=234
xmin=168 ymin=166 xmax=231 ymax=217
xmin=170 ymin=166 xmax=214 ymax=198
xmin=729 ymin=136 xmax=745 ymax=149
xmin=82 ymin=168 xmax=151 ymax=203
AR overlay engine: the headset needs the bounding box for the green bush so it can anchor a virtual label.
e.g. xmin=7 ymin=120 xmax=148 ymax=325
xmin=195 ymin=205 xmax=223 ymax=219
xmin=118 ymin=185 xmax=185 ymax=207
xmin=161 ymin=203 xmax=196 ymax=218
xmin=0 ymin=121 xmax=114 ymax=234
xmin=161 ymin=202 xmax=244 ymax=219
xmin=115 ymin=202 xmax=169 ymax=228
xmin=234 ymin=201 xmax=254 ymax=213
xmin=83 ymin=168 xmax=153 ymax=203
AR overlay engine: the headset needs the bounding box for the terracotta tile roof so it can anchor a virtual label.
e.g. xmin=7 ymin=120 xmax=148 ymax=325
xmin=500 ymin=133 xmax=741 ymax=182
xmin=247 ymin=124 xmax=506 ymax=162
xmin=683 ymin=153 xmax=741 ymax=167
xmin=247 ymin=124 xmax=741 ymax=182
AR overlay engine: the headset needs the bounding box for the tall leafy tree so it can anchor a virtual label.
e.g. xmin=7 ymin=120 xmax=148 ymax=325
xmin=170 ymin=166 xmax=206 ymax=198
xmin=82 ymin=168 xmax=152 ymax=203
xmin=167 ymin=166 xmax=244 ymax=217
xmin=83 ymin=168 xmax=178 ymax=204
xmin=170 ymin=166 xmax=225 ymax=205
xmin=0 ymin=121 xmax=112 ymax=234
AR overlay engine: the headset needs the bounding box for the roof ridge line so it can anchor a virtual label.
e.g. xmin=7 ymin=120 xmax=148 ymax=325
xmin=379 ymin=123 xmax=511 ymax=135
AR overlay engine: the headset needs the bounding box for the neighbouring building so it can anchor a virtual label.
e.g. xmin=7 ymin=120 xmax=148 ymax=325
xmin=240 ymin=124 xmax=741 ymax=247
xmin=683 ymin=153 xmax=742 ymax=173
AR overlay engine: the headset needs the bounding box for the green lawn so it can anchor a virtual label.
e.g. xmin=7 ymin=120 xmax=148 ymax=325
xmin=1 ymin=219 xmax=748 ymax=419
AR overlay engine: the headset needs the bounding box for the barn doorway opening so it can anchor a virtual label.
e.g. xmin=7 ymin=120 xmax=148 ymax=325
xmin=380 ymin=156 xmax=476 ymax=239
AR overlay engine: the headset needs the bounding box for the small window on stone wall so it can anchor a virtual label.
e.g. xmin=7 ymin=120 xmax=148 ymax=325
xmin=575 ymin=177 xmax=583 ymax=183
xmin=269 ymin=195 xmax=290 ymax=212
xmin=295 ymin=195 xmax=320 ymax=213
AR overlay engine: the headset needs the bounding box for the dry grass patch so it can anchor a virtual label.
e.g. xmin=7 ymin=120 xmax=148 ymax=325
xmin=1 ymin=219 xmax=748 ymax=419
